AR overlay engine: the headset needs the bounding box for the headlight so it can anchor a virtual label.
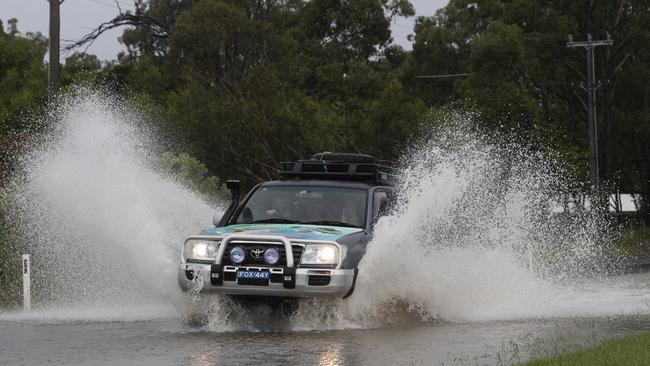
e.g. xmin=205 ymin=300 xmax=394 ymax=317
xmin=184 ymin=240 xmax=219 ymax=261
xmin=264 ymin=247 xmax=280 ymax=265
xmin=300 ymin=244 xmax=339 ymax=266
xmin=229 ymin=246 xmax=246 ymax=264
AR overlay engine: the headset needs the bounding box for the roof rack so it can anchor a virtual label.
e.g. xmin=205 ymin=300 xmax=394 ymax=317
xmin=279 ymin=152 xmax=394 ymax=185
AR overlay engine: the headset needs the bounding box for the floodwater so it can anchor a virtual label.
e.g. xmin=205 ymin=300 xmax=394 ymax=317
xmin=3 ymin=272 xmax=650 ymax=366
xmin=2 ymin=308 xmax=650 ymax=366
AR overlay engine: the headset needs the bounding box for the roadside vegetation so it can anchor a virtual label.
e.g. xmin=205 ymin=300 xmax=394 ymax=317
xmin=523 ymin=332 xmax=650 ymax=366
xmin=614 ymin=220 xmax=650 ymax=255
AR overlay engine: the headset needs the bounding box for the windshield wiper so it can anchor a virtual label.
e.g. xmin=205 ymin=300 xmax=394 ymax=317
xmin=298 ymin=220 xmax=360 ymax=228
xmin=249 ymin=218 xmax=300 ymax=224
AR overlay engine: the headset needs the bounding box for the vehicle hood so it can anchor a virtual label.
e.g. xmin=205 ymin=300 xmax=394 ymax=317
xmin=200 ymin=224 xmax=363 ymax=241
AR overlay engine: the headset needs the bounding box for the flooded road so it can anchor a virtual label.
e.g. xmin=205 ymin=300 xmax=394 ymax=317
xmin=3 ymin=310 xmax=650 ymax=365
xmin=4 ymin=272 xmax=650 ymax=366
xmin=4 ymin=92 xmax=650 ymax=365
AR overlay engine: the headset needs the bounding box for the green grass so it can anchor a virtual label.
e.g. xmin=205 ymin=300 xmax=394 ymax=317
xmin=522 ymin=332 xmax=650 ymax=366
xmin=615 ymin=222 xmax=650 ymax=255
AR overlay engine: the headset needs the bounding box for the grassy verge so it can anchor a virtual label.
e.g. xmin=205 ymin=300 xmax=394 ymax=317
xmin=0 ymin=228 xmax=21 ymax=309
xmin=522 ymin=332 xmax=650 ymax=366
xmin=614 ymin=221 xmax=650 ymax=255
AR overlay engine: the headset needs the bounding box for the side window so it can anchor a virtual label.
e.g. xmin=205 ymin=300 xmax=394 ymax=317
xmin=372 ymin=190 xmax=389 ymax=223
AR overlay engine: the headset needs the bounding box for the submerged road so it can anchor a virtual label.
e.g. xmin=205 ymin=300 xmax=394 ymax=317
xmin=4 ymin=271 xmax=650 ymax=366
xmin=3 ymin=314 xmax=650 ymax=365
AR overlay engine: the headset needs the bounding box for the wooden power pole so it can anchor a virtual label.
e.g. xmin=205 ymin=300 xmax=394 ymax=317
xmin=49 ymin=0 xmax=61 ymax=100
xmin=567 ymin=34 xmax=613 ymax=193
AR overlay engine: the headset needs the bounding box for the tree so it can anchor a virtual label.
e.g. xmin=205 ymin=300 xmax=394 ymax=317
xmin=138 ymin=0 xmax=419 ymax=184
xmin=154 ymin=152 xmax=227 ymax=204
xmin=407 ymin=0 xmax=650 ymax=216
xmin=0 ymin=19 xmax=48 ymax=133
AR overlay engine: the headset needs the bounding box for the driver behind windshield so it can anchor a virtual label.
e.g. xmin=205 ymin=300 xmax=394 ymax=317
xmin=265 ymin=193 xmax=291 ymax=219
xmin=236 ymin=186 xmax=366 ymax=227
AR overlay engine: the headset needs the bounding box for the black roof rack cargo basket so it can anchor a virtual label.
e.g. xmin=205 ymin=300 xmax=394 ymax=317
xmin=279 ymin=152 xmax=394 ymax=185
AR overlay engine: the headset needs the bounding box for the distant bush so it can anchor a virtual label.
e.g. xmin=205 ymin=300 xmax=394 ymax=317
xmin=0 ymin=179 xmax=25 ymax=309
xmin=153 ymin=152 xmax=228 ymax=205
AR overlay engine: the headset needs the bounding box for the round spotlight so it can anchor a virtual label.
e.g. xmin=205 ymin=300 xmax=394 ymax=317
xmin=264 ymin=247 xmax=280 ymax=265
xmin=229 ymin=246 xmax=246 ymax=264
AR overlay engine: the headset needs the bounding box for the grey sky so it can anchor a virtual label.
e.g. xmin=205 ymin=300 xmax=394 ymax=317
xmin=0 ymin=0 xmax=448 ymax=61
xmin=393 ymin=0 xmax=448 ymax=49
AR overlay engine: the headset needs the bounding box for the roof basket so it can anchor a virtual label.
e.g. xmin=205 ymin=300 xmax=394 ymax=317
xmin=279 ymin=152 xmax=395 ymax=185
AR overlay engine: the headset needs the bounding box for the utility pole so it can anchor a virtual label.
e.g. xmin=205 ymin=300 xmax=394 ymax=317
xmin=48 ymin=0 xmax=61 ymax=101
xmin=567 ymin=34 xmax=613 ymax=193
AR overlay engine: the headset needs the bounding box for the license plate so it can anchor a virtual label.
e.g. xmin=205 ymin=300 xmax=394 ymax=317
xmin=236 ymin=270 xmax=270 ymax=280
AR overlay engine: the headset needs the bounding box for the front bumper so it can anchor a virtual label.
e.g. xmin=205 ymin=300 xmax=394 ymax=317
xmin=178 ymin=263 xmax=355 ymax=297
xmin=178 ymin=263 xmax=354 ymax=297
xmin=179 ymin=233 xmax=355 ymax=298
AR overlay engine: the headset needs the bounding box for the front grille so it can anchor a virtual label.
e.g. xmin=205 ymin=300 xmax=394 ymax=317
xmin=221 ymin=242 xmax=304 ymax=267
xmin=308 ymin=275 xmax=331 ymax=286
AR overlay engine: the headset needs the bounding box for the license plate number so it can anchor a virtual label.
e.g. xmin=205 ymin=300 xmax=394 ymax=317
xmin=236 ymin=270 xmax=270 ymax=280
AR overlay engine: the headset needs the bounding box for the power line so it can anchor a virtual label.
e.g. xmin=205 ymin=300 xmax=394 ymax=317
xmin=87 ymin=0 xmax=133 ymax=11
xmin=416 ymin=73 xmax=470 ymax=79
xmin=88 ymin=0 xmax=116 ymax=8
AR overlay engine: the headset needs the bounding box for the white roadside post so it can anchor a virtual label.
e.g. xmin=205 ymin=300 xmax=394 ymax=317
xmin=22 ymin=254 xmax=31 ymax=310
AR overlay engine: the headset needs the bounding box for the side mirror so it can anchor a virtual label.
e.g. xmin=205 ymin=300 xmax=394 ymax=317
xmin=374 ymin=197 xmax=390 ymax=224
xmin=378 ymin=198 xmax=390 ymax=217
xmin=212 ymin=211 xmax=224 ymax=226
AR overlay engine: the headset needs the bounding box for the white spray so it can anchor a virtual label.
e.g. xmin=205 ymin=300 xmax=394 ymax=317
xmin=4 ymin=93 xmax=649 ymax=328
xmin=7 ymin=90 xmax=214 ymax=320
xmin=345 ymin=111 xmax=635 ymax=323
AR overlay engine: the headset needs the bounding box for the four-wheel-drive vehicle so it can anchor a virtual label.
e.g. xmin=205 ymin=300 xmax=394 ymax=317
xmin=178 ymin=153 xmax=393 ymax=303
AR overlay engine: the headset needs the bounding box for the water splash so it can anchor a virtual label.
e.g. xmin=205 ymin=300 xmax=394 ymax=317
xmin=6 ymin=89 xmax=213 ymax=318
xmin=3 ymin=93 xmax=648 ymax=330
xmin=345 ymin=110 xmax=626 ymax=323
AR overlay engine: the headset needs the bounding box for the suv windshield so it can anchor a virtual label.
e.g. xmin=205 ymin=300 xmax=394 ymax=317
xmin=235 ymin=186 xmax=367 ymax=228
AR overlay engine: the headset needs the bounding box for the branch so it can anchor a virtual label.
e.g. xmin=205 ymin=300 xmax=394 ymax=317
xmin=614 ymin=0 xmax=625 ymax=29
xmin=62 ymin=12 xmax=169 ymax=51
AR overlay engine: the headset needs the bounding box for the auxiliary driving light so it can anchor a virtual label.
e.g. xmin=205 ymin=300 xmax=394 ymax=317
xmin=229 ymin=246 xmax=246 ymax=264
xmin=264 ymin=247 xmax=280 ymax=265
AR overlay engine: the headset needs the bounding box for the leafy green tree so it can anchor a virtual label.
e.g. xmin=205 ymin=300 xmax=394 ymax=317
xmin=0 ymin=19 xmax=48 ymax=133
xmin=151 ymin=0 xmax=419 ymax=184
xmin=407 ymin=0 xmax=650 ymax=218
xmin=154 ymin=152 xmax=228 ymax=204
xmin=0 ymin=19 xmax=48 ymax=187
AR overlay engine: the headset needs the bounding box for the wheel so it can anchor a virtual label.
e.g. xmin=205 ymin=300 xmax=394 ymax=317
xmin=278 ymin=298 xmax=299 ymax=317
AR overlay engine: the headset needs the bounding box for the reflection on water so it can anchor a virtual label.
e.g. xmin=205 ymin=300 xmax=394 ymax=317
xmin=4 ymin=315 xmax=650 ymax=366
xmin=318 ymin=343 xmax=344 ymax=366
xmin=185 ymin=331 xmax=354 ymax=366
xmin=190 ymin=353 xmax=214 ymax=366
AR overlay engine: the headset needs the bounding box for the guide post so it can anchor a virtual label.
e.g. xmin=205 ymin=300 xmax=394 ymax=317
xmin=22 ymin=254 xmax=31 ymax=310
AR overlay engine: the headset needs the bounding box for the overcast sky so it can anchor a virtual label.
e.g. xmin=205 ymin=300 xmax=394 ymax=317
xmin=1 ymin=0 xmax=448 ymax=61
